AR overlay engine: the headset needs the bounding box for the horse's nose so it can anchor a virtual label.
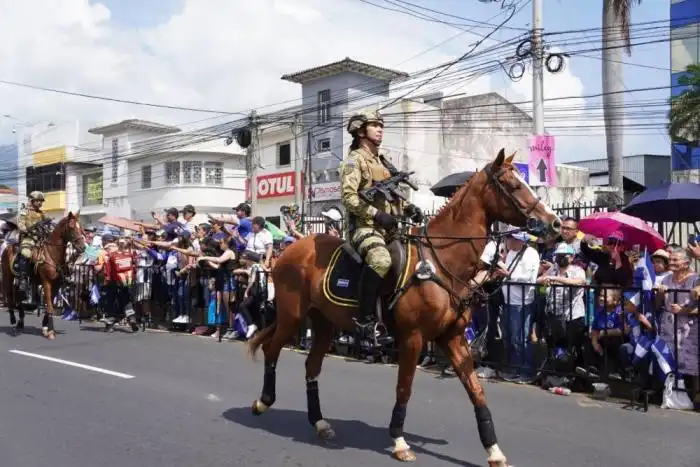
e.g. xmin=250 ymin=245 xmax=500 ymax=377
xmin=551 ymin=217 xmax=562 ymax=234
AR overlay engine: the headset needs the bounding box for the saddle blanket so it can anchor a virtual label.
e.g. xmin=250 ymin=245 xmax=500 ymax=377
xmin=322 ymin=242 xmax=413 ymax=308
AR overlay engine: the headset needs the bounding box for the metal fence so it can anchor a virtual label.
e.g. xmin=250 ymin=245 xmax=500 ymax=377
xmin=29 ymin=262 xmax=696 ymax=409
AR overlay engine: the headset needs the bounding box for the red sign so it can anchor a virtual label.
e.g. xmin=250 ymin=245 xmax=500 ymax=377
xmin=244 ymin=178 xmax=250 ymax=201
xmin=256 ymin=171 xmax=297 ymax=199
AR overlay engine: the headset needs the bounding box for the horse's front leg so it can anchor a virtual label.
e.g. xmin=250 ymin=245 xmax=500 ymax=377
xmin=390 ymin=329 xmax=422 ymax=462
xmin=436 ymin=330 xmax=508 ymax=467
xmin=41 ymin=281 xmax=56 ymax=340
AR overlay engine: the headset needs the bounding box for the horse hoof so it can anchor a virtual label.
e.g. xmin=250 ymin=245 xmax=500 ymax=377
xmin=251 ymin=399 xmax=269 ymax=416
xmin=47 ymin=331 xmax=56 ymax=340
xmin=487 ymin=461 xmax=509 ymax=467
xmin=42 ymin=327 xmax=49 ymax=337
xmin=315 ymin=420 xmax=335 ymax=440
xmin=392 ymin=449 xmax=417 ymax=462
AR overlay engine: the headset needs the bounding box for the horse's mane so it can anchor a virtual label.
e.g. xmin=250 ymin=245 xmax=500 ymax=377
xmin=430 ymin=165 xmax=489 ymax=224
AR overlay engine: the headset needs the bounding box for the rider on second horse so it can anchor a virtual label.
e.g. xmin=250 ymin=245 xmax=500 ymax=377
xmin=15 ymin=191 xmax=49 ymax=288
xmin=340 ymin=110 xmax=423 ymax=343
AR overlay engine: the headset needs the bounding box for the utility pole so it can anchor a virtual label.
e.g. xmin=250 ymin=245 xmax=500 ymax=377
xmin=531 ymin=0 xmax=545 ymax=135
xmin=247 ymin=109 xmax=258 ymax=208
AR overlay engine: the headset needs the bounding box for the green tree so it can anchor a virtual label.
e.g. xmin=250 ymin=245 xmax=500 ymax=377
xmin=602 ymin=0 xmax=641 ymax=198
xmin=669 ymin=64 xmax=700 ymax=145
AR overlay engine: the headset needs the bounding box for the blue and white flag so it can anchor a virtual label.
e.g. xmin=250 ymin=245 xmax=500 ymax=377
xmin=624 ymin=249 xmax=656 ymax=311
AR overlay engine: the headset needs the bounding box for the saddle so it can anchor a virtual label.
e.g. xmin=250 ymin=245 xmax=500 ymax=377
xmin=321 ymin=239 xmax=413 ymax=310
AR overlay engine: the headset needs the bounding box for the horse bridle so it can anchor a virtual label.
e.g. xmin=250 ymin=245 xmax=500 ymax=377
xmin=393 ymin=163 xmax=541 ymax=314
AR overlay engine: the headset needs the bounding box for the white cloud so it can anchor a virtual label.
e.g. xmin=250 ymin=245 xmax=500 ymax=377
xmin=0 ymin=0 xmax=597 ymax=167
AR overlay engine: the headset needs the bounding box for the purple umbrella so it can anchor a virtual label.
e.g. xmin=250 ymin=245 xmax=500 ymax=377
xmin=623 ymin=182 xmax=700 ymax=223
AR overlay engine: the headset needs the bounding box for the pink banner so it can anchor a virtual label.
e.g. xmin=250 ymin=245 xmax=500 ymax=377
xmin=527 ymin=135 xmax=556 ymax=187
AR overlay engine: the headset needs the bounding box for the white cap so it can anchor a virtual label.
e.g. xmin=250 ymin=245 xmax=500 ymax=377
xmin=321 ymin=207 xmax=342 ymax=222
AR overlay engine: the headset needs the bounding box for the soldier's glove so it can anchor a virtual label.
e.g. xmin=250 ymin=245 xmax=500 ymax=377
xmin=403 ymin=204 xmax=424 ymax=223
xmin=373 ymin=211 xmax=398 ymax=231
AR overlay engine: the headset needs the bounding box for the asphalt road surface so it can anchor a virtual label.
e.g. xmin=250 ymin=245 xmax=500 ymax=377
xmin=0 ymin=314 xmax=697 ymax=467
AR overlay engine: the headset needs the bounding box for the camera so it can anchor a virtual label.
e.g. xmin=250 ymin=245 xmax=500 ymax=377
xmin=280 ymin=205 xmax=292 ymax=216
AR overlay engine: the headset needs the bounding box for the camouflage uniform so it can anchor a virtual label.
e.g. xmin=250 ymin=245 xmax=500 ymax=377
xmin=16 ymin=191 xmax=48 ymax=271
xmin=340 ymin=146 xmax=399 ymax=278
xmin=340 ymin=110 xmax=405 ymax=344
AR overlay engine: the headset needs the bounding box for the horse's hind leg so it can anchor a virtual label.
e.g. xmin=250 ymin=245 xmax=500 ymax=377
xmin=436 ymin=330 xmax=508 ymax=467
xmin=304 ymin=310 xmax=335 ymax=440
xmin=251 ymin=316 xmax=301 ymax=416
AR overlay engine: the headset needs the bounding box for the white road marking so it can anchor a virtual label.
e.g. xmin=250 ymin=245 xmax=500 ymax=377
xmin=206 ymin=394 xmax=221 ymax=402
xmin=9 ymin=350 xmax=135 ymax=379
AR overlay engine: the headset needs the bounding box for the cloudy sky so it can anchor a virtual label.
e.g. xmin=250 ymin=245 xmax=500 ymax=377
xmin=0 ymin=0 xmax=671 ymax=168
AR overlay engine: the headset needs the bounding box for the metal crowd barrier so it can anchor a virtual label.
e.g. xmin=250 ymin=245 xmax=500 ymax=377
xmin=59 ymin=264 xmax=698 ymax=406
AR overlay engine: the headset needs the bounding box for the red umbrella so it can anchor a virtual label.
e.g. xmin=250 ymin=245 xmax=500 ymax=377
xmin=578 ymin=211 xmax=665 ymax=251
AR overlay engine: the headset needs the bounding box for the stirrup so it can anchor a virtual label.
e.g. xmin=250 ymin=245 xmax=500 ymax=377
xmin=373 ymin=322 xmax=394 ymax=347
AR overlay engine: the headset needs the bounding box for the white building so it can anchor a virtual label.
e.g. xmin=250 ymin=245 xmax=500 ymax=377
xmin=88 ymin=119 xmax=248 ymax=223
xmin=248 ymin=109 xmax=304 ymax=224
xmin=252 ymin=58 xmax=541 ymax=225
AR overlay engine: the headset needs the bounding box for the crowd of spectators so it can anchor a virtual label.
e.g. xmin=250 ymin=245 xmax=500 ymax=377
xmin=1 ymin=203 xmax=698 ymax=410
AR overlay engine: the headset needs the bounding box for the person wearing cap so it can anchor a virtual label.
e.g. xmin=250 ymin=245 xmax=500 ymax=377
xmin=537 ymin=243 xmax=587 ymax=365
xmin=501 ymin=230 xmax=540 ymax=381
xmin=580 ymin=230 xmax=632 ymax=287
xmin=321 ymin=207 xmax=343 ymax=237
xmin=651 ymin=249 xmax=671 ymax=285
xmin=181 ymin=204 xmax=197 ymax=234
xmin=340 ymin=110 xmax=423 ymax=342
xmin=236 ymin=216 xmax=273 ymax=269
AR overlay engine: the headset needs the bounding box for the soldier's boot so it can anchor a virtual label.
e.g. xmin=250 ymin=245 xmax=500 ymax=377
xmin=353 ymin=266 xmax=393 ymax=347
xmin=13 ymin=254 xmax=30 ymax=293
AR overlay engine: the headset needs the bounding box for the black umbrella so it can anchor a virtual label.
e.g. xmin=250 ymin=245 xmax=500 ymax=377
xmin=430 ymin=171 xmax=476 ymax=198
xmin=622 ymin=182 xmax=700 ymax=223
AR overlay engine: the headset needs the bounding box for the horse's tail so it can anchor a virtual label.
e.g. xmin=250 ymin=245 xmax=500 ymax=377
xmin=247 ymin=322 xmax=277 ymax=361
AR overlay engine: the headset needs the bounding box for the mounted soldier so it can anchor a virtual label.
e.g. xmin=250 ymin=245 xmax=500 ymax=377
xmin=340 ymin=110 xmax=423 ymax=344
xmin=14 ymin=191 xmax=50 ymax=292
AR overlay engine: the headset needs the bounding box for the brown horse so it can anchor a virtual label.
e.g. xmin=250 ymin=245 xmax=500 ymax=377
xmin=247 ymin=150 xmax=561 ymax=466
xmin=1 ymin=211 xmax=86 ymax=339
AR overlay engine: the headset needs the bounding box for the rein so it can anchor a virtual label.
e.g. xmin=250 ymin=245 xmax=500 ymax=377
xmin=389 ymin=164 xmax=540 ymax=315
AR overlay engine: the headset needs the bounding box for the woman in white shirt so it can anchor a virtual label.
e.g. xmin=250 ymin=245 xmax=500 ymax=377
xmin=239 ymin=216 xmax=273 ymax=269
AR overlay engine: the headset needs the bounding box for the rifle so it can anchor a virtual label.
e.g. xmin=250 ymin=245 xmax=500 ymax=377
xmin=359 ymin=171 xmax=419 ymax=204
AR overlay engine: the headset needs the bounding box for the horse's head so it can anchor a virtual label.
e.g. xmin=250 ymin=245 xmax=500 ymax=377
xmin=53 ymin=211 xmax=87 ymax=253
xmin=477 ymin=149 xmax=561 ymax=237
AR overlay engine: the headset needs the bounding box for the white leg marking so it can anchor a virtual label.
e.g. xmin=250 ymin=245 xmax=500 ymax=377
xmin=9 ymin=350 xmax=135 ymax=379
xmin=392 ymin=436 xmax=411 ymax=453
xmin=487 ymin=443 xmax=506 ymax=461
xmin=315 ymin=419 xmax=332 ymax=432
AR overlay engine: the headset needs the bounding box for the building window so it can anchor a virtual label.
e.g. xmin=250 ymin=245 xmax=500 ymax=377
xmin=277 ymin=142 xmax=291 ymax=167
xmin=25 ymin=163 xmax=65 ymax=193
xmin=204 ymin=161 xmax=223 ymax=186
xmin=671 ymin=24 xmax=699 ymax=72
xmin=317 ymin=138 xmax=331 ymax=152
xmin=318 ymin=89 xmax=331 ymax=124
xmin=141 ymin=165 xmax=152 ymax=189
xmin=111 ymin=138 xmax=118 ymax=183
xmin=82 ymin=173 xmax=103 ymax=206
xmin=165 ymin=161 xmax=180 ymax=185
xmin=183 ymin=161 xmax=202 ymax=184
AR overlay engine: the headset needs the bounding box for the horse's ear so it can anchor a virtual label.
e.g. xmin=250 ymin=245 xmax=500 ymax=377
xmin=67 ymin=211 xmax=74 ymax=219
xmin=494 ymin=148 xmax=506 ymax=167
xmin=505 ymin=152 xmax=516 ymax=164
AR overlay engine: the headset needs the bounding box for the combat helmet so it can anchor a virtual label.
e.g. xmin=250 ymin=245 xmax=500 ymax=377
xmin=346 ymin=110 xmax=383 ymax=135
xmin=28 ymin=191 xmax=45 ymax=202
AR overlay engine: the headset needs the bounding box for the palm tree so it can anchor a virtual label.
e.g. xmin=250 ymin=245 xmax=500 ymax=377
xmin=602 ymin=0 xmax=641 ymax=199
xmin=669 ymin=64 xmax=700 ymax=145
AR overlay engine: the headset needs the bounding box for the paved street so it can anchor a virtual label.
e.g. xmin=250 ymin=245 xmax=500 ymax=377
xmin=0 ymin=314 xmax=697 ymax=467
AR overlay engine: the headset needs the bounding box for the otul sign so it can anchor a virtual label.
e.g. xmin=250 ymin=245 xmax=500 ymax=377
xmin=256 ymin=171 xmax=297 ymax=199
